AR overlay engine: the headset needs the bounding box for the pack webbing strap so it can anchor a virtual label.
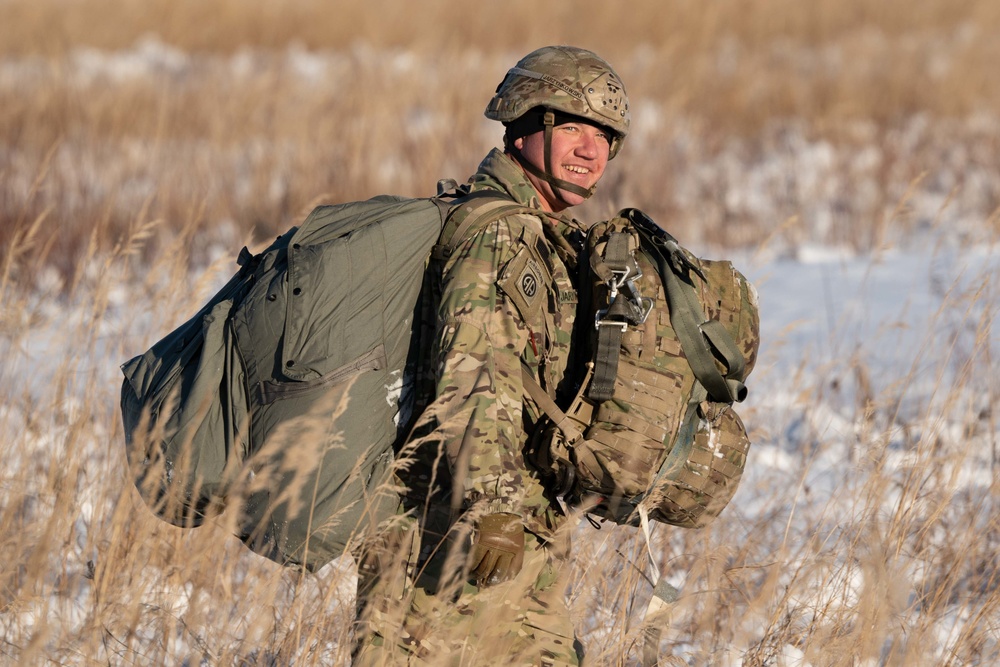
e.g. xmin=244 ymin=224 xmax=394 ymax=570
xmin=650 ymin=400 xmax=700 ymax=486
xmin=520 ymin=362 xmax=584 ymax=445
xmin=433 ymin=191 xmax=536 ymax=260
xmin=589 ymin=327 xmax=623 ymax=403
xmin=661 ymin=259 xmax=746 ymax=403
xmin=628 ymin=210 xmax=747 ymax=404
xmin=587 ymin=232 xmax=633 ymax=402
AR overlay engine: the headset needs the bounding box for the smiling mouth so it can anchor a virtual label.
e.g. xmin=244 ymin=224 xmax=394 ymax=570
xmin=563 ymin=165 xmax=590 ymax=175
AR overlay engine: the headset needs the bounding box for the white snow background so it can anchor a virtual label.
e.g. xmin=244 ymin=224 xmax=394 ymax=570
xmin=1 ymin=38 xmax=998 ymax=665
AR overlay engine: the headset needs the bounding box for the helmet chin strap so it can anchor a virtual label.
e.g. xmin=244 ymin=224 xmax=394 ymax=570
xmin=512 ymin=111 xmax=596 ymax=206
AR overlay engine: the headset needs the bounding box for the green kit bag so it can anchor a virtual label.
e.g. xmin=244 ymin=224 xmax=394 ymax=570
xmin=121 ymin=191 xmax=526 ymax=570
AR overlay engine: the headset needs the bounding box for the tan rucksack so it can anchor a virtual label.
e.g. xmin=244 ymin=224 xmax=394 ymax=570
xmin=526 ymin=208 xmax=759 ymax=528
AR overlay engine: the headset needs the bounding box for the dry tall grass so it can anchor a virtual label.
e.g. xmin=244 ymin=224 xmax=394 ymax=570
xmin=1 ymin=1 xmax=999 ymax=665
xmin=4 ymin=0 xmax=1000 ymax=279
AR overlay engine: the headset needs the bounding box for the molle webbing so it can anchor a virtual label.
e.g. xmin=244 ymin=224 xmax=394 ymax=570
xmin=627 ymin=209 xmax=747 ymax=404
xmin=641 ymin=402 xmax=751 ymax=527
xmin=593 ymin=403 xmax=668 ymax=442
xmin=526 ymin=206 xmax=759 ymax=529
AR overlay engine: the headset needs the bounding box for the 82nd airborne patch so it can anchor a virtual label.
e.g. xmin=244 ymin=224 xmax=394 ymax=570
xmin=498 ymin=248 xmax=546 ymax=325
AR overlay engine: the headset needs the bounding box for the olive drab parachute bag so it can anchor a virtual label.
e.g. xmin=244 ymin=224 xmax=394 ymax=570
xmin=526 ymin=208 xmax=759 ymax=529
xmin=120 ymin=189 xmax=529 ymax=571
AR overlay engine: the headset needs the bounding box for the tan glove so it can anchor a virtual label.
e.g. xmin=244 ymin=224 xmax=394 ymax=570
xmin=470 ymin=512 xmax=525 ymax=587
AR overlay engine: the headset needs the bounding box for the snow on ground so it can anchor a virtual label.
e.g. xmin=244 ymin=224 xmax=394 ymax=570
xmin=568 ymin=234 xmax=999 ymax=664
xmin=3 ymin=213 xmax=995 ymax=664
xmin=1 ymin=38 xmax=999 ymax=665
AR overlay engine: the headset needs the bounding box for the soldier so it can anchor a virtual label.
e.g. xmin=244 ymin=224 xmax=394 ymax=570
xmin=354 ymin=45 xmax=630 ymax=666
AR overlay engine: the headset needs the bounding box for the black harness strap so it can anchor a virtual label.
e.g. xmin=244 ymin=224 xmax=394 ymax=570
xmin=587 ymin=232 xmax=632 ymax=402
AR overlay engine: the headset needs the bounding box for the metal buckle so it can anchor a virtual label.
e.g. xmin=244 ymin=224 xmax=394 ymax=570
xmin=594 ymin=312 xmax=629 ymax=332
xmin=599 ymin=261 xmax=654 ymax=328
xmin=607 ymin=264 xmax=639 ymax=300
xmin=633 ymin=296 xmax=655 ymax=324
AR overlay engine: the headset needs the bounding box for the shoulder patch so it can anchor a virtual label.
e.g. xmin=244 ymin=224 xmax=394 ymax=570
xmin=498 ymin=248 xmax=546 ymax=324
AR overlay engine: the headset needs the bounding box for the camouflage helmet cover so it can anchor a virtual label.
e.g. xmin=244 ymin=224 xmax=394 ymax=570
xmin=485 ymin=45 xmax=630 ymax=158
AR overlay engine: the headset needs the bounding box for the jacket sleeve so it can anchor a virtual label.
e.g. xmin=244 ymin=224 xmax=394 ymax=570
xmin=413 ymin=217 xmax=539 ymax=516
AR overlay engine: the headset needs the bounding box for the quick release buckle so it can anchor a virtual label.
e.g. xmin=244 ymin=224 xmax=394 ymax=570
xmin=607 ymin=266 xmax=636 ymax=301
xmin=595 ymin=263 xmax=654 ymax=331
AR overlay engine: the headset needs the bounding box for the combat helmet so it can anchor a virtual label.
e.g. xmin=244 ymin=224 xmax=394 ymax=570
xmin=485 ymin=46 xmax=630 ymax=202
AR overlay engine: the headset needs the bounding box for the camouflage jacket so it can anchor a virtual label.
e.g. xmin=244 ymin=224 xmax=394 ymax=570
xmin=403 ymin=148 xmax=584 ymax=538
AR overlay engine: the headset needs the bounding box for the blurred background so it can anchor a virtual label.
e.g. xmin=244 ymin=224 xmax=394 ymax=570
xmin=3 ymin=0 xmax=1000 ymax=278
xmin=1 ymin=2 xmax=998 ymax=664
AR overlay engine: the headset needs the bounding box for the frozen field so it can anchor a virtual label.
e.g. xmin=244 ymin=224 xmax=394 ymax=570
xmin=1 ymin=31 xmax=999 ymax=666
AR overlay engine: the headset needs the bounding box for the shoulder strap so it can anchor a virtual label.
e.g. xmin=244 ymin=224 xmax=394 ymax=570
xmin=431 ymin=190 xmax=537 ymax=261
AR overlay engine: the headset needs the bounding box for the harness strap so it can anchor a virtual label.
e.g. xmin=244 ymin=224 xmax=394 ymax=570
xmin=588 ymin=231 xmax=635 ymax=402
xmin=432 ymin=191 xmax=535 ymax=260
xmin=589 ymin=325 xmax=624 ymax=402
xmin=520 ymin=362 xmax=584 ymax=445
xmin=657 ymin=249 xmax=746 ymax=403
xmin=628 ymin=210 xmax=748 ymax=404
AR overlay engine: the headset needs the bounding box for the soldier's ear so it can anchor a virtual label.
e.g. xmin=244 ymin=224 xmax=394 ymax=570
xmin=512 ymin=136 xmax=525 ymax=151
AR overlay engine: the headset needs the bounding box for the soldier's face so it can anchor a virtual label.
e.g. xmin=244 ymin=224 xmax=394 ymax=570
xmin=514 ymin=121 xmax=611 ymax=212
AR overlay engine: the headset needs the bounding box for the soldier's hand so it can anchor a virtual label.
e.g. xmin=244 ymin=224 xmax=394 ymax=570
xmin=470 ymin=512 xmax=525 ymax=587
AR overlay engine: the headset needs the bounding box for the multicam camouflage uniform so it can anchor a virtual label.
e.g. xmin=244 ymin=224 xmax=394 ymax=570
xmin=354 ymin=46 xmax=630 ymax=666
xmin=354 ymin=148 xmax=585 ymax=666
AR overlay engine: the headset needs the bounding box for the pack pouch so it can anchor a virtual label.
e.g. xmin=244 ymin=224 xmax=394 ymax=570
xmin=528 ymin=209 xmax=759 ymax=528
xmin=120 ymin=244 xmax=268 ymax=526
